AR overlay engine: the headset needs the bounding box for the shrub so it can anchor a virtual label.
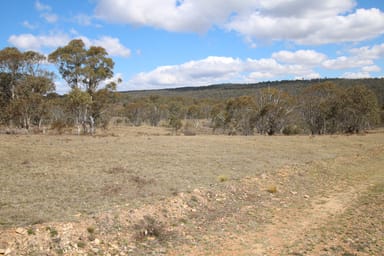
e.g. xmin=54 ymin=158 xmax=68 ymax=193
xmin=133 ymin=215 xmax=166 ymax=241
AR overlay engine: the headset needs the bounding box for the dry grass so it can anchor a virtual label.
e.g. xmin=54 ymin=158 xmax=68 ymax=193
xmin=0 ymin=127 xmax=383 ymax=227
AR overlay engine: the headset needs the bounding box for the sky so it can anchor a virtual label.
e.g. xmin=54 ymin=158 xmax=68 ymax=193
xmin=1 ymin=0 xmax=384 ymax=93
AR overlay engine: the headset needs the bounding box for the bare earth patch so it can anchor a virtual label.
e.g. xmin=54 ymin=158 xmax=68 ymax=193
xmin=0 ymin=128 xmax=383 ymax=255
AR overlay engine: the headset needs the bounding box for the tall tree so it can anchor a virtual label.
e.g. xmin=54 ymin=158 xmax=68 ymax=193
xmin=300 ymin=82 xmax=342 ymax=134
xmin=48 ymin=39 xmax=87 ymax=90
xmin=49 ymin=39 xmax=117 ymax=134
xmin=254 ymin=88 xmax=293 ymax=135
xmin=224 ymin=96 xmax=257 ymax=135
xmin=0 ymin=47 xmax=24 ymax=101
xmin=339 ymin=85 xmax=380 ymax=133
xmin=0 ymin=48 xmax=54 ymax=128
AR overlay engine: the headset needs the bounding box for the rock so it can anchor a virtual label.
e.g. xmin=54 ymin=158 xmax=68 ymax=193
xmin=94 ymin=238 xmax=101 ymax=245
xmin=290 ymin=191 xmax=298 ymax=195
xmin=16 ymin=228 xmax=27 ymax=235
xmin=304 ymin=194 xmax=310 ymax=199
xmin=0 ymin=248 xmax=11 ymax=255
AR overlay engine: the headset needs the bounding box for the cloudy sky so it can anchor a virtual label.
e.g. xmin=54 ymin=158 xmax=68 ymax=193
xmin=1 ymin=0 xmax=384 ymax=93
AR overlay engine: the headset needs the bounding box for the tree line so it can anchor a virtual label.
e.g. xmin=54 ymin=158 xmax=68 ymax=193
xmin=0 ymin=40 xmax=382 ymax=135
xmin=120 ymin=82 xmax=381 ymax=135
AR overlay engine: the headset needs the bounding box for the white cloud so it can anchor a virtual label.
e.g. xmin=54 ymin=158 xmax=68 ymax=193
xmin=73 ymin=14 xmax=93 ymax=26
xmin=35 ymin=0 xmax=51 ymax=12
xmin=35 ymin=0 xmax=58 ymax=24
xmin=22 ymin=21 xmax=37 ymax=30
xmin=349 ymin=43 xmax=384 ymax=60
xmin=128 ymin=56 xmax=243 ymax=89
xmin=322 ymin=56 xmax=373 ymax=70
xmin=272 ymin=50 xmax=327 ymax=66
xmin=127 ymin=55 xmax=319 ymax=90
xmin=91 ymin=36 xmax=131 ymax=57
xmin=342 ymin=71 xmax=371 ymax=79
xmin=362 ymin=65 xmax=381 ymax=73
xmin=41 ymin=13 xmax=58 ymax=23
xmin=94 ymin=0 xmax=384 ymax=45
xmin=226 ymin=8 xmax=384 ymax=45
xmin=95 ymin=0 xmax=250 ymax=33
xmin=8 ymin=34 xmax=131 ymax=58
xmin=8 ymin=33 xmax=70 ymax=51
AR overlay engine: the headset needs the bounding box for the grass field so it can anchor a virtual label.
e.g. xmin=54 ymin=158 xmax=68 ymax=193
xmin=0 ymin=127 xmax=383 ymax=255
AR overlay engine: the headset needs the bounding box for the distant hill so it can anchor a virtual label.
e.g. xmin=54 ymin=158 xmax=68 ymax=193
xmin=122 ymin=78 xmax=384 ymax=105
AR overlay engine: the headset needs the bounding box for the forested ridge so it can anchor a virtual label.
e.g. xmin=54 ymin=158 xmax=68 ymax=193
xmin=1 ymin=40 xmax=383 ymax=135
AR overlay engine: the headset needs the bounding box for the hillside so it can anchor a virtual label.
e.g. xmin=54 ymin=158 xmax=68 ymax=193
xmin=123 ymin=78 xmax=384 ymax=105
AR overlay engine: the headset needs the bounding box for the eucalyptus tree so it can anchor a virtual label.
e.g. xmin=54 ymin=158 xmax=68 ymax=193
xmin=300 ymin=82 xmax=342 ymax=134
xmin=339 ymin=85 xmax=380 ymax=133
xmin=49 ymin=39 xmax=117 ymax=134
xmin=254 ymin=88 xmax=294 ymax=135
xmin=0 ymin=47 xmax=54 ymax=128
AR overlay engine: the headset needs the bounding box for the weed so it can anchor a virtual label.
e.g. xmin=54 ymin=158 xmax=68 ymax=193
xmin=87 ymin=226 xmax=95 ymax=234
xmin=133 ymin=215 xmax=167 ymax=241
xmin=27 ymin=227 xmax=35 ymax=235
xmin=77 ymin=241 xmax=86 ymax=248
xmin=46 ymin=226 xmax=58 ymax=237
xmin=218 ymin=175 xmax=229 ymax=182
xmin=86 ymin=226 xmax=96 ymax=241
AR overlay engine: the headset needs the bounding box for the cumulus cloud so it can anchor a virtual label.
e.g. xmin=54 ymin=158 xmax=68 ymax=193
xmin=226 ymin=8 xmax=384 ymax=45
xmin=8 ymin=33 xmax=131 ymax=58
xmin=126 ymin=55 xmax=322 ymax=90
xmin=322 ymin=56 xmax=373 ymax=70
xmin=91 ymin=36 xmax=131 ymax=57
xmin=8 ymin=33 xmax=70 ymax=51
xmin=342 ymin=71 xmax=371 ymax=79
xmin=126 ymin=41 xmax=384 ymax=90
xmin=95 ymin=0 xmax=250 ymax=33
xmin=349 ymin=43 xmax=384 ymax=60
xmin=272 ymin=50 xmax=327 ymax=65
xmin=362 ymin=65 xmax=381 ymax=73
xmin=94 ymin=0 xmax=384 ymax=44
xmin=128 ymin=56 xmax=243 ymax=89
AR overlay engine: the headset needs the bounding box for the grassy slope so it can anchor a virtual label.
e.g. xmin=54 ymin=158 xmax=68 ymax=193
xmin=123 ymin=78 xmax=384 ymax=105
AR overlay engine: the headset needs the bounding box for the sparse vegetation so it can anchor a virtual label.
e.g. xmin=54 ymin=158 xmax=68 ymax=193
xmin=0 ymin=128 xmax=382 ymax=255
xmin=218 ymin=175 xmax=229 ymax=182
xmin=133 ymin=215 xmax=167 ymax=241
xmin=46 ymin=226 xmax=58 ymax=237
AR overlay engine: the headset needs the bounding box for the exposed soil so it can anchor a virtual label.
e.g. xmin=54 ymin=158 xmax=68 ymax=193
xmin=0 ymin=129 xmax=383 ymax=255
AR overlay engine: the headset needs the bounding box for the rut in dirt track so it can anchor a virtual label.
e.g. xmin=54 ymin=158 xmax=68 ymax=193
xmin=169 ymin=145 xmax=384 ymax=256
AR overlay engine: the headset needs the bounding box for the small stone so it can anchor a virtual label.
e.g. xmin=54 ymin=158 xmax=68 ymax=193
xmin=91 ymin=248 xmax=99 ymax=253
xmin=16 ymin=228 xmax=27 ymax=235
xmin=304 ymin=194 xmax=310 ymax=199
xmin=94 ymin=238 xmax=100 ymax=245
xmin=0 ymin=249 xmax=11 ymax=255
xmin=290 ymin=191 xmax=298 ymax=195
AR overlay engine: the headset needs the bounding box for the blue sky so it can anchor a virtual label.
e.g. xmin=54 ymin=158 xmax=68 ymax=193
xmin=1 ymin=0 xmax=384 ymax=93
